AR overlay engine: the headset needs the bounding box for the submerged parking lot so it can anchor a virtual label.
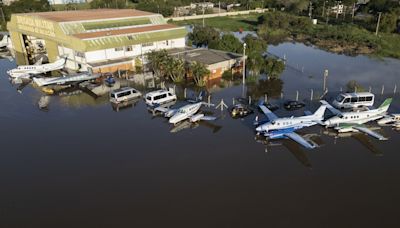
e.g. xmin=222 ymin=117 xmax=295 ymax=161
xmin=1 ymin=43 xmax=400 ymax=227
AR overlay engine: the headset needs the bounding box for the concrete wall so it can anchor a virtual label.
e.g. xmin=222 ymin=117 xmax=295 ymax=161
xmin=169 ymin=9 xmax=268 ymax=21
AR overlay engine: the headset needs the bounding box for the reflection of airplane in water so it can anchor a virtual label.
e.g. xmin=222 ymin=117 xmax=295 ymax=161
xmin=170 ymin=119 xmax=222 ymax=133
xmin=323 ymin=127 xmax=383 ymax=156
xmin=255 ymin=132 xmax=324 ymax=168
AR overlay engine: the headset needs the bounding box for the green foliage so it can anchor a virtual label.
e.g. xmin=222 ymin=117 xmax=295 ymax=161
xmin=221 ymin=70 xmax=233 ymax=80
xmin=209 ymin=34 xmax=243 ymax=53
xmin=136 ymin=0 xmax=174 ymax=17
xmin=346 ymin=80 xmax=366 ymax=92
xmin=265 ymin=58 xmax=285 ymax=79
xmin=147 ymin=50 xmax=169 ymax=79
xmin=189 ymin=26 xmax=220 ymax=47
xmin=380 ymin=12 xmax=399 ymax=33
xmin=190 ymin=61 xmax=210 ymax=87
xmin=3 ymin=0 xmax=50 ymax=21
xmin=134 ymin=57 xmax=143 ymax=73
xmin=243 ymin=35 xmax=268 ymax=76
xmin=89 ymin=0 xmax=127 ymax=9
xmin=166 ymin=58 xmax=185 ymax=82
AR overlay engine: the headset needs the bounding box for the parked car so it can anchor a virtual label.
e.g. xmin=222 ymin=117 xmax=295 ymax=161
xmin=145 ymin=89 xmax=177 ymax=106
xmin=284 ymin=100 xmax=305 ymax=110
xmin=230 ymin=104 xmax=253 ymax=118
xmin=110 ymin=87 xmax=142 ymax=104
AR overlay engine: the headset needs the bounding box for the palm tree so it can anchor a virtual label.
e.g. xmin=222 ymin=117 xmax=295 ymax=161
xmin=166 ymin=57 xmax=185 ymax=82
xmin=190 ymin=61 xmax=210 ymax=87
xmin=147 ymin=50 xmax=169 ymax=79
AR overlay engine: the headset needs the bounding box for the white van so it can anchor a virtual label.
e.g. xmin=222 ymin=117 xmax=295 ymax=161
xmin=110 ymin=87 xmax=142 ymax=104
xmin=332 ymin=92 xmax=374 ymax=109
xmin=145 ymin=89 xmax=177 ymax=106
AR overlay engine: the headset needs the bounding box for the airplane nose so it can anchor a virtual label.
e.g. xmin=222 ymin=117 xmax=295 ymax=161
xmin=256 ymin=125 xmax=267 ymax=132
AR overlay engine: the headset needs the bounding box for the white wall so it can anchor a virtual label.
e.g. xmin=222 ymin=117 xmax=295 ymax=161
xmin=58 ymin=37 xmax=186 ymax=71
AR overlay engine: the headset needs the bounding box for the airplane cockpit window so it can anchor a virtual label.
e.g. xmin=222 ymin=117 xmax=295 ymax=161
xmin=271 ymin=121 xmax=275 ymax=125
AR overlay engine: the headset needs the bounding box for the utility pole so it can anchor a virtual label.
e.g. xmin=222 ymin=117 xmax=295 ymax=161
xmin=202 ymin=0 xmax=205 ymax=27
xmin=335 ymin=1 xmax=339 ymax=19
xmin=323 ymin=69 xmax=329 ymax=92
xmin=308 ymin=1 xmax=313 ymax=19
xmin=351 ymin=2 xmax=355 ymax=23
xmin=375 ymin=12 xmax=382 ymax=36
xmin=242 ymin=43 xmax=246 ymax=85
xmin=322 ymin=1 xmax=326 ymax=17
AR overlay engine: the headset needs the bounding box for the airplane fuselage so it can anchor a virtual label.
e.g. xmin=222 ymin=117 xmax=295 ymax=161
xmin=7 ymin=59 xmax=65 ymax=78
xmin=256 ymin=115 xmax=321 ymax=133
xmin=324 ymin=108 xmax=386 ymax=127
xmin=169 ymin=102 xmax=203 ymax=124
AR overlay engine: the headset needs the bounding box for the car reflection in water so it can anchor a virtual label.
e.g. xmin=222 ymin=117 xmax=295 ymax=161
xmin=255 ymin=132 xmax=324 ymax=169
xmin=111 ymin=98 xmax=140 ymax=112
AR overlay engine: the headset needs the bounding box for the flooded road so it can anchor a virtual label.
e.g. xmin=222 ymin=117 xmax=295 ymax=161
xmin=1 ymin=44 xmax=400 ymax=228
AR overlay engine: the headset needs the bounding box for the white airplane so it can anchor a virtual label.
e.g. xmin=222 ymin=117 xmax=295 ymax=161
xmin=321 ymin=98 xmax=392 ymax=140
xmin=255 ymin=104 xmax=327 ymax=149
xmin=155 ymin=102 xmax=216 ymax=125
xmin=7 ymin=56 xmax=67 ymax=79
xmin=0 ymin=35 xmax=9 ymax=49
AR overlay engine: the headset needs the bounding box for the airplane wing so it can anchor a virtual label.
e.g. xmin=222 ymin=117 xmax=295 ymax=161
xmin=352 ymin=126 xmax=388 ymax=141
xmin=320 ymin=100 xmax=342 ymax=116
xmin=200 ymin=116 xmax=217 ymax=121
xmin=285 ymin=132 xmax=317 ymax=149
xmin=154 ymin=106 xmax=170 ymax=113
xmin=259 ymin=104 xmax=278 ymax=121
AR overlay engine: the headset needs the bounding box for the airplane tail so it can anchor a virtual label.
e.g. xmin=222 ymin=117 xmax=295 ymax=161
xmin=312 ymin=105 xmax=327 ymax=119
xmin=378 ymin=98 xmax=392 ymax=112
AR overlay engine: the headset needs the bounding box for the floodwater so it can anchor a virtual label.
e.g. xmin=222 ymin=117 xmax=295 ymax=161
xmin=1 ymin=43 xmax=400 ymax=228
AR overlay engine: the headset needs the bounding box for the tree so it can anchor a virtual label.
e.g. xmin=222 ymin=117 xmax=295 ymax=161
xmin=3 ymin=0 xmax=50 ymax=20
xmin=190 ymin=61 xmax=210 ymax=87
xmin=189 ymin=26 xmax=220 ymax=47
xmin=264 ymin=58 xmax=285 ymax=79
xmin=243 ymin=35 xmax=268 ymax=76
xmin=135 ymin=57 xmax=143 ymax=74
xmin=210 ymin=34 xmax=243 ymax=53
xmin=380 ymin=12 xmax=399 ymax=33
xmin=89 ymin=0 xmax=127 ymax=9
xmin=166 ymin=57 xmax=185 ymax=82
xmin=147 ymin=50 xmax=169 ymax=79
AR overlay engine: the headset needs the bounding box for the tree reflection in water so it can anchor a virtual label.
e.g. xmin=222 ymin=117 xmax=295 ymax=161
xmin=247 ymin=78 xmax=283 ymax=100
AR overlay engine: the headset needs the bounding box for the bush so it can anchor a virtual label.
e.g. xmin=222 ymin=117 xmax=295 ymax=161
xmin=221 ymin=70 xmax=233 ymax=80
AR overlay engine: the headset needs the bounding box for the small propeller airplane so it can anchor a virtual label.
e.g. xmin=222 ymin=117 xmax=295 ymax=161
xmin=321 ymin=98 xmax=393 ymax=140
xmin=255 ymin=103 xmax=327 ymax=149
xmin=155 ymin=101 xmax=216 ymax=125
xmin=7 ymin=56 xmax=67 ymax=79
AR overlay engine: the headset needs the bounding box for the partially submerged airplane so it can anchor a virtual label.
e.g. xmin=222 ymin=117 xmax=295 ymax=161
xmin=7 ymin=56 xmax=67 ymax=79
xmin=33 ymin=72 xmax=101 ymax=87
xmin=321 ymin=98 xmax=392 ymax=140
xmin=155 ymin=102 xmax=216 ymax=125
xmin=255 ymin=103 xmax=327 ymax=149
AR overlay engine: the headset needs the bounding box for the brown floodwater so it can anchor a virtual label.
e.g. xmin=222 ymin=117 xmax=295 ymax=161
xmin=1 ymin=43 xmax=400 ymax=228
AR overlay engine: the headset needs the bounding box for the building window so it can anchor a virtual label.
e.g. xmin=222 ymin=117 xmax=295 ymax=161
xmin=75 ymin=51 xmax=85 ymax=58
xmin=125 ymin=46 xmax=133 ymax=52
xmin=142 ymin=42 xmax=153 ymax=48
xmin=115 ymin=47 xmax=124 ymax=51
xmin=128 ymin=35 xmax=134 ymax=40
xmin=166 ymin=40 xmax=169 ymax=46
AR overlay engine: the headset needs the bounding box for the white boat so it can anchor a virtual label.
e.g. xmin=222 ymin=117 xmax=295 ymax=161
xmin=33 ymin=73 xmax=101 ymax=87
